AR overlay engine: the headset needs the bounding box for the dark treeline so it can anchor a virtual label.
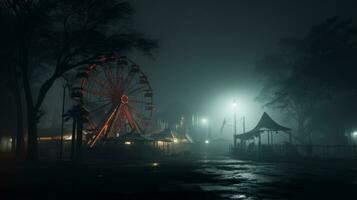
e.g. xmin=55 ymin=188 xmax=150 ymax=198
xmin=256 ymin=17 xmax=357 ymax=145
xmin=0 ymin=0 xmax=157 ymax=161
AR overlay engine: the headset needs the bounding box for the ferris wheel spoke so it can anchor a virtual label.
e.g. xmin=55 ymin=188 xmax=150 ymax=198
xmin=89 ymin=75 xmax=111 ymax=91
xmin=123 ymin=105 xmax=141 ymax=133
xmin=128 ymin=74 xmax=143 ymax=93
xmin=84 ymin=97 xmax=112 ymax=108
xmin=133 ymin=112 xmax=145 ymax=120
xmin=131 ymin=111 xmax=147 ymax=124
xmin=129 ymin=104 xmax=151 ymax=124
xmin=86 ymin=119 xmax=97 ymax=132
xmin=115 ymin=64 xmax=125 ymax=88
xmin=127 ymin=105 xmax=144 ymax=117
xmin=110 ymin=108 xmax=125 ymax=135
xmin=103 ymin=65 xmax=119 ymax=90
xmin=89 ymin=106 xmax=119 ymax=147
xmin=125 ymin=77 xmax=137 ymax=92
xmin=123 ymin=72 xmax=136 ymax=91
xmin=83 ymin=88 xmax=111 ymax=98
xmin=85 ymin=97 xmax=111 ymax=105
xmin=127 ymin=86 xmax=145 ymax=95
xmin=88 ymin=101 xmax=112 ymax=114
xmin=125 ymin=84 xmax=137 ymax=93
xmin=101 ymin=65 xmax=114 ymax=89
xmin=130 ymin=99 xmax=151 ymax=104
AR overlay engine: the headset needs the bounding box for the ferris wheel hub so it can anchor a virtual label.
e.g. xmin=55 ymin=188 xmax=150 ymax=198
xmin=121 ymin=95 xmax=129 ymax=104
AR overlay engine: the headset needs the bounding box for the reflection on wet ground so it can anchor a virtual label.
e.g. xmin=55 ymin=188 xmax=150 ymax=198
xmin=2 ymin=154 xmax=357 ymax=199
xmin=192 ymin=156 xmax=357 ymax=199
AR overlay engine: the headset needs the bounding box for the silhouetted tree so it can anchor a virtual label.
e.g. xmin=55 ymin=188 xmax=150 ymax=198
xmin=298 ymin=17 xmax=357 ymax=90
xmin=64 ymin=104 xmax=87 ymax=160
xmin=0 ymin=7 xmax=25 ymax=158
xmin=0 ymin=0 xmax=157 ymax=161
xmin=256 ymin=17 xmax=357 ymax=144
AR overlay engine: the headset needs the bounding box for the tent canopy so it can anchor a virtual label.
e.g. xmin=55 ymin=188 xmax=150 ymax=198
xmin=149 ymin=129 xmax=175 ymax=142
xmin=116 ymin=133 xmax=151 ymax=141
xmin=236 ymin=112 xmax=291 ymax=140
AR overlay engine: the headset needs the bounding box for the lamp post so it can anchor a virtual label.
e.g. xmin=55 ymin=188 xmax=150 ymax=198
xmin=233 ymin=100 xmax=237 ymax=148
xmin=352 ymin=131 xmax=357 ymax=144
xmin=59 ymin=76 xmax=70 ymax=160
xmin=201 ymin=118 xmax=210 ymax=144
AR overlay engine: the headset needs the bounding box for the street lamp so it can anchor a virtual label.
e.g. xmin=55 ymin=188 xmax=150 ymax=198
xmin=351 ymin=131 xmax=357 ymax=144
xmin=201 ymin=118 xmax=208 ymax=124
xmin=352 ymin=131 xmax=357 ymax=140
xmin=233 ymin=99 xmax=238 ymax=147
xmin=59 ymin=75 xmax=70 ymax=160
xmin=201 ymin=118 xmax=210 ymax=144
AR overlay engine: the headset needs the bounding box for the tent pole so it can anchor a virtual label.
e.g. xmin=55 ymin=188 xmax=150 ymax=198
xmin=258 ymin=133 xmax=261 ymax=154
xmin=233 ymin=134 xmax=236 ymax=148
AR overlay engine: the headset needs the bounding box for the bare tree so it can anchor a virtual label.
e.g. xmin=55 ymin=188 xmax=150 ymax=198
xmin=0 ymin=0 xmax=157 ymax=161
xmin=256 ymin=17 xmax=356 ymax=144
xmin=0 ymin=7 xmax=25 ymax=158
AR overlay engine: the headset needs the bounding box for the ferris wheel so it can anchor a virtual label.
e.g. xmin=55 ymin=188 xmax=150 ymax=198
xmin=72 ymin=55 xmax=154 ymax=148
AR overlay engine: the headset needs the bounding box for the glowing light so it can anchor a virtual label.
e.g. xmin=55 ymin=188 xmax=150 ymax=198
xmin=152 ymin=162 xmax=159 ymax=167
xmin=232 ymin=99 xmax=238 ymax=110
xmin=352 ymin=131 xmax=357 ymax=138
xmin=173 ymin=138 xmax=178 ymax=143
xmin=64 ymin=135 xmax=72 ymax=140
xmin=201 ymin=118 xmax=208 ymax=124
xmin=124 ymin=141 xmax=132 ymax=145
xmin=157 ymin=141 xmax=164 ymax=145
xmin=39 ymin=137 xmax=52 ymax=141
xmin=205 ymin=140 xmax=210 ymax=144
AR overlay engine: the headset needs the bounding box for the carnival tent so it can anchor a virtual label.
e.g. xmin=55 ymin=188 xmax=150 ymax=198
xmin=234 ymin=112 xmax=291 ymax=143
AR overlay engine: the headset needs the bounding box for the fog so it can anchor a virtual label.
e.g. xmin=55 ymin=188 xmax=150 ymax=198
xmin=28 ymin=0 xmax=357 ymax=143
xmin=2 ymin=1 xmax=357 ymax=199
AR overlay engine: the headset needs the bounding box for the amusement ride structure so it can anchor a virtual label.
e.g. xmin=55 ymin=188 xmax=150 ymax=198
xmin=72 ymin=55 xmax=154 ymax=148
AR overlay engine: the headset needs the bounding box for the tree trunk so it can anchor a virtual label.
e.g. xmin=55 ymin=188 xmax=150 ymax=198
xmin=26 ymin=106 xmax=38 ymax=161
xmin=76 ymin=109 xmax=83 ymax=160
xmin=28 ymin=76 xmax=59 ymax=161
xmin=22 ymin=71 xmax=38 ymax=161
xmin=59 ymin=85 xmax=66 ymax=160
xmin=71 ymin=117 xmax=76 ymax=160
xmin=14 ymin=84 xmax=25 ymax=158
xmin=11 ymin=68 xmax=26 ymax=159
xmin=11 ymin=135 xmax=16 ymax=153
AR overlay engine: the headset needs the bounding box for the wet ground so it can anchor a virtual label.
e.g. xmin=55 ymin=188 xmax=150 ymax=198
xmin=195 ymin=156 xmax=357 ymax=199
xmin=1 ymin=154 xmax=357 ymax=199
